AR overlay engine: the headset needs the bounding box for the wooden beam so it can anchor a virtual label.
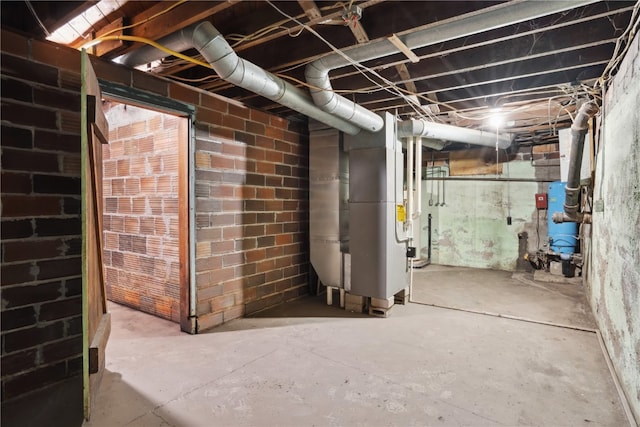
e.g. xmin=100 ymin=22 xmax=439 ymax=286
xmin=233 ymin=0 xmax=383 ymax=53
xmin=348 ymin=18 xmax=369 ymax=44
xmin=89 ymin=313 xmax=111 ymax=374
xmin=94 ymin=17 xmax=126 ymax=57
xmin=86 ymin=95 xmax=108 ymax=145
xmin=387 ymin=34 xmax=420 ymax=63
xmin=297 ymin=0 xmax=322 ymax=20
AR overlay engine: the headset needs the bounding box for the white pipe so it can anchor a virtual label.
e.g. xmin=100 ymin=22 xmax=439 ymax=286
xmin=305 ymin=0 xmax=599 ymax=133
xmin=415 ymin=137 xmax=423 ymax=219
xmin=393 ymin=136 xmax=411 ymax=244
xmin=115 ymin=22 xmax=361 ymax=135
xmin=422 ymin=138 xmax=448 ymax=151
xmin=398 ymin=119 xmax=512 ymax=149
xmin=407 ymin=137 xmax=414 ymax=232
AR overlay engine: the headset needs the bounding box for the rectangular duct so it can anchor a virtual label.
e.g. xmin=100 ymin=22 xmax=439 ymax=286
xmin=309 ymin=124 xmax=349 ymax=289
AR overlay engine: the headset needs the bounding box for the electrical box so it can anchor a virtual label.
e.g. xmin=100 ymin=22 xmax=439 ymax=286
xmin=535 ymin=193 xmax=548 ymax=210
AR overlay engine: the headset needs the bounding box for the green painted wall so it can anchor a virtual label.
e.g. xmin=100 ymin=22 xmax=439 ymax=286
xmin=419 ymin=162 xmax=554 ymax=271
xmin=587 ymin=33 xmax=639 ymax=421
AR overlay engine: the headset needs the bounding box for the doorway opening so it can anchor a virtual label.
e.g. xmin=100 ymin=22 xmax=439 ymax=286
xmin=101 ymin=100 xmax=190 ymax=328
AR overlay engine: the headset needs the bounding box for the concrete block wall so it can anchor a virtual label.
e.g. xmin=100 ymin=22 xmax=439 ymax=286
xmin=588 ymin=32 xmax=639 ymax=420
xmin=420 ymin=145 xmax=560 ymax=271
xmin=102 ymin=103 xmax=182 ymax=322
xmin=1 ymin=37 xmax=83 ymax=404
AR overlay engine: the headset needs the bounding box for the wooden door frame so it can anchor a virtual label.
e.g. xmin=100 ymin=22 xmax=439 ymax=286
xmin=98 ymin=81 xmax=197 ymax=333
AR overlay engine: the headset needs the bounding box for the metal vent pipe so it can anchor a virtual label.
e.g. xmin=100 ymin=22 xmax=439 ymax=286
xmin=305 ymin=0 xmax=599 ymax=133
xmin=398 ymin=119 xmax=512 ymax=149
xmin=552 ymin=100 xmax=598 ymax=223
xmin=115 ymin=22 xmax=361 ymax=135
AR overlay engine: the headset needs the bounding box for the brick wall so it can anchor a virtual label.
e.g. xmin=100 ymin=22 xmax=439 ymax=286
xmin=102 ymin=103 xmax=182 ymax=322
xmin=1 ymin=47 xmax=83 ymax=402
xmin=193 ymin=102 xmax=309 ymax=331
xmin=2 ymin=27 xmax=310 ymax=343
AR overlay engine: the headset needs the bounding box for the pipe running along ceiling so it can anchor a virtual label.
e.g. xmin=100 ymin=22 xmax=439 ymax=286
xmin=109 ymin=0 xmax=619 ymax=148
xmin=22 ymin=0 xmax=634 ymax=147
xmin=115 ymin=19 xmax=523 ymax=146
xmin=304 ymin=0 xmax=601 ymax=134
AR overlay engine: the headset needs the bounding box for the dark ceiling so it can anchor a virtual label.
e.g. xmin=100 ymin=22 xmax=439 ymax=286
xmin=2 ymin=0 xmax=638 ymax=147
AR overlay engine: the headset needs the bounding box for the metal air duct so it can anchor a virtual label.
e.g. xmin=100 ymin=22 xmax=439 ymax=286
xmin=398 ymin=119 xmax=512 ymax=149
xmin=115 ymin=22 xmax=361 ymax=135
xmin=305 ymin=0 xmax=599 ymax=133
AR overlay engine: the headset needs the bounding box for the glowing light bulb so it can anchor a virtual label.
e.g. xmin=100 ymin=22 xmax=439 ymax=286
xmin=488 ymin=108 xmax=503 ymax=129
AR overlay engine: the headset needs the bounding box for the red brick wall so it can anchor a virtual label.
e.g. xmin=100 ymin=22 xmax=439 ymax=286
xmin=102 ymin=103 xmax=182 ymax=322
xmin=2 ymin=27 xmax=310 ymax=361
xmin=1 ymin=48 xmax=83 ymax=402
xmin=193 ymin=102 xmax=309 ymax=331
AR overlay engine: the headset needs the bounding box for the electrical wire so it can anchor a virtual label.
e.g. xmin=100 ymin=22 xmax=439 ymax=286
xmin=225 ymin=1 xmax=351 ymax=49
xmin=274 ymin=72 xmax=398 ymax=95
xmin=79 ymin=0 xmax=635 ymax=137
xmin=227 ymin=25 xmax=305 ymax=47
xmin=161 ymin=73 xmax=219 ymax=83
xmin=90 ymin=0 xmax=188 ymax=41
xmin=81 ymin=35 xmax=212 ymax=69
xmin=595 ymin=0 xmax=640 ymax=90
xmin=25 ymin=0 xmax=51 ymax=37
xmin=265 ymin=0 xmax=447 ymax=121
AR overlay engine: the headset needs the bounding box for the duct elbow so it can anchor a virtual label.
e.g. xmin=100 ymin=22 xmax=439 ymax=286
xmin=305 ymin=58 xmax=384 ymax=133
xmin=571 ymin=101 xmax=599 ymax=131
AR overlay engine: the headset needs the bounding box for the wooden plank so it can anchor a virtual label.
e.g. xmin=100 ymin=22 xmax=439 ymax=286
xmin=81 ymin=49 xmax=90 ymax=420
xmin=81 ymin=48 xmax=110 ymax=421
xmin=298 ymin=0 xmax=322 ymax=20
xmin=89 ymin=126 xmax=107 ymax=312
xmin=89 ymin=313 xmax=111 ymax=374
xmin=95 ymin=17 xmax=126 ymax=57
xmin=388 ymin=34 xmax=420 ymax=63
xmin=80 ymin=1 xmax=240 ymax=59
xmin=449 ymin=148 xmax=503 ymax=176
xmin=84 ymin=38 xmax=108 ymax=145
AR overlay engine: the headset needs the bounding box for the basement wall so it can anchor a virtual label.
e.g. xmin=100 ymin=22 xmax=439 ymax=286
xmin=1 ymin=32 xmax=83 ymax=425
xmin=420 ymin=147 xmax=560 ymax=270
xmin=102 ymin=104 xmax=182 ymax=322
xmin=587 ymin=33 xmax=639 ymax=421
xmin=0 ymin=28 xmax=309 ymax=413
xmin=192 ymin=97 xmax=309 ymax=331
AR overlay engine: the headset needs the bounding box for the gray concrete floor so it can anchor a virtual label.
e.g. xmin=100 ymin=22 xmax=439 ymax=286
xmin=84 ymin=266 xmax=627 ymax=427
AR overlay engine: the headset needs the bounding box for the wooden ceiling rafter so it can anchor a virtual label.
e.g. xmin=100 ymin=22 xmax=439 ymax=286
xmin=10 ymin=0 xmax=633 ymax=143
xmin=152 ymin=0 xmax=385 ymax=79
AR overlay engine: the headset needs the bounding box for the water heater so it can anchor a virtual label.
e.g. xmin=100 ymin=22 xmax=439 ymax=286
xmin=547 ymin=181 xmax=577 ymax=256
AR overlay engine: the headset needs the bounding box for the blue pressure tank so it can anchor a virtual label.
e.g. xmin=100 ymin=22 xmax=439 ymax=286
xmin=547 ymin=181 xmax=578 ymax=256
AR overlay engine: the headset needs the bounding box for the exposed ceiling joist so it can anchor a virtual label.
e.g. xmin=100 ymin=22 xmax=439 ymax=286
xmin=4 ymin=0 xmax=634 ymax=145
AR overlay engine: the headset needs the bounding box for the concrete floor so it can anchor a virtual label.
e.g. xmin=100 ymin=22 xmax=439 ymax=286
xmin=84 ymin=266 xmax=627 ymax=427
